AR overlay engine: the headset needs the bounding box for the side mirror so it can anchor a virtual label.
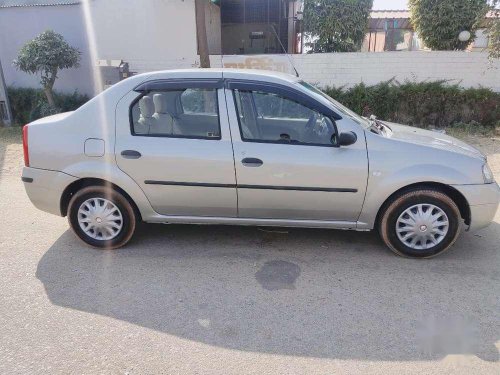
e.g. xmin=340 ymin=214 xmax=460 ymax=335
xmin=332 ymin=131 xmax=357 ymax=147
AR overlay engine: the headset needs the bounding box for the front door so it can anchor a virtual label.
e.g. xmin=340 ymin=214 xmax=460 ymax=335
xmin=115 ymin=80 xmax=237 ymax=217
xmin=225 ymin=83 xmax=368 ymax=222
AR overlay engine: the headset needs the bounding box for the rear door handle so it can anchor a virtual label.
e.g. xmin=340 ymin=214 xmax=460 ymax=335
xmin=241 ymin=157 xmax=263 ymax=167
xmin=121 ymin=150 xmax=142 ymax=159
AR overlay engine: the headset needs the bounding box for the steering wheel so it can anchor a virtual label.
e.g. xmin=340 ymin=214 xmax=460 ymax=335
xmin=304 ymin=113 xmax=318 ymax=142
xmin=304 ymin=113 xmax=334 ymax=143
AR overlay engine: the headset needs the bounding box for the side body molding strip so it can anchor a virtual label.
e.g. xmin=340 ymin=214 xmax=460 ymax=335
xmin=144 ymin=180 xmax=357 ymax=193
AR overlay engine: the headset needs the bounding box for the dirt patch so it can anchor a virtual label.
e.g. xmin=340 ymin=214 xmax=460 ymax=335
xmin=455 ymin=135 xmax=500 ymax=177
xmin=0 ymin=128 xmax=23 ymax=178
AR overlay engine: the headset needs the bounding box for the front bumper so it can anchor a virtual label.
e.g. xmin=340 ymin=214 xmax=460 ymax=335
xmin=22 ymin=167 xmax=77 ymax=216
xmin=452 ymin=182 xmax=500 ymax=231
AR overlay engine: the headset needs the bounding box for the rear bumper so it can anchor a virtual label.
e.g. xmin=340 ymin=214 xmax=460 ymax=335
xmin=452 ymin=182 xmax=500 ymax=231
xmin=22 ymin=167 xmax=77 ymax=216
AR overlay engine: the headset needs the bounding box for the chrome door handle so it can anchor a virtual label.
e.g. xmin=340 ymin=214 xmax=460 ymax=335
xmin=242 ymin=157 xmax=263 ymax=167
xmin=121 ymin=150 xmax=142 ymax=159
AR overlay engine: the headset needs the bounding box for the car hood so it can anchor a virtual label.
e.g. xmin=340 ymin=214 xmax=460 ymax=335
xmin=384 ymin=122 xmax=485 ymax=160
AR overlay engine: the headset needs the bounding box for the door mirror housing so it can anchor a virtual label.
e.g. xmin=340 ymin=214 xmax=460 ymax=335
xmin=332 ymin=131 xmax=357 ymax=147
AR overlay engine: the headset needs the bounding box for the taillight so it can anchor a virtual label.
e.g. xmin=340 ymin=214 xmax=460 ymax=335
xmin=22 ymin=125 xmax=29 ymax=167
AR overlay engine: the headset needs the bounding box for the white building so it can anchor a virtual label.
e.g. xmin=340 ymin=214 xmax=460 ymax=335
xmin=0 ymin=0 xmax=210 ymax=95
xmin=0 ymin=0 xmax=301 ymax=96
xmin=1 ymin=1 xmax=498 ymax=97
xmin=0 ymin=0 xmax=94 ymax=94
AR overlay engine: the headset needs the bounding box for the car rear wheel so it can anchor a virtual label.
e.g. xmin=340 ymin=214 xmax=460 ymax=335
xmin=379 ymin=189 xmax=461 ymax=258
xmin=68 ymin=186 xmax=136 ymax=249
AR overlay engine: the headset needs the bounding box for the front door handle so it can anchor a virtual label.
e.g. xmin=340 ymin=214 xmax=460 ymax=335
xmin=241 ymin=157 xmax=263 ymax=167
xmin=121 ymin=150 xmax=142 ymax=159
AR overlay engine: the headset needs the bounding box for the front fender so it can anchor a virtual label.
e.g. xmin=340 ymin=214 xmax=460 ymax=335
xmin=357 ymin=164 xmax=472 ymax=229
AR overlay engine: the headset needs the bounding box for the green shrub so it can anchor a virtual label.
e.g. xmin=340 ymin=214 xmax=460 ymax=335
xmin=7 ymin=86 xmax=89 ymax=125
xmin=7 ymin=82 xmax=499 ymax=130
xmin=322 ymin=80 xmax=500 ymax=128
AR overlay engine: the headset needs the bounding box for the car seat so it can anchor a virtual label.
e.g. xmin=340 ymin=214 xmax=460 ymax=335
xmin=152 ymin=94 xmax=174 ymax=135
xmin=136 ymin=96 xmax=155 ymax=134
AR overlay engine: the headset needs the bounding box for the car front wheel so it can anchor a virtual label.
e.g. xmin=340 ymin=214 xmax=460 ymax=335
xmin=379 ymin=189 xmax=462 ymax=258
xmin=68 ymin=186 xmax=136 ymax=249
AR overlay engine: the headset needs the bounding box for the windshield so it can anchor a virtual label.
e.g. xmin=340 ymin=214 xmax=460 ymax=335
xmin=298 ymin=81 xmax=370 ymax=128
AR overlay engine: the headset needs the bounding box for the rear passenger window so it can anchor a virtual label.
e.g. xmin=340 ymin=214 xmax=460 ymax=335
xmin=130 ymin=88 xmax=220 ymax=139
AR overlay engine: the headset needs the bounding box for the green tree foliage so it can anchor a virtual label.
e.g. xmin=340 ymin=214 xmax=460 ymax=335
xmin=485 ymin=0 xmax=500 ymax=59
xmin=486 ymin=16 xmax=500 ymax=59
xmin=303 ymin=0 xmax=373 ymax=52
xmin=409 ymin=0 xmax=488 ymax=50
xmin=13 ymin=30 xmax=81 ymax=108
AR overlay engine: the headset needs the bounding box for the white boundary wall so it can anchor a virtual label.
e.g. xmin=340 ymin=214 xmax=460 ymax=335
xmin=211 ymin=52 xmax=500 ymax=91
xmin=293 ymin=52 xmax=500 ymax=90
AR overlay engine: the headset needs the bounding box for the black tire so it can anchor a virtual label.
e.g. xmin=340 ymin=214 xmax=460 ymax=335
xmin=379 ymin=189 xmax=462 ymax=258
xmin=68 ymin=186 xmax=136 ymax=249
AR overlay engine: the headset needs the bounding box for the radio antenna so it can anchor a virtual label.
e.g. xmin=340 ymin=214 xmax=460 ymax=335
xmin=270 ymin=25 xmax=300 ymax=77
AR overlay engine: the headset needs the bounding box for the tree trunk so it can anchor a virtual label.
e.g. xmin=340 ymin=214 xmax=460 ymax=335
xmin=44 ymin=69 xmax=57 ymax=107
xmin=44 ymin=86 xmax=56 ymax=107
xmin=195 ymin=0 xmax=210 ymax=68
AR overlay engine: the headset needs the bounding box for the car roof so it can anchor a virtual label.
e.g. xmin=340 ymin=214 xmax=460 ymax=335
xmin=138 ymin=68 xmax=300 ymax=84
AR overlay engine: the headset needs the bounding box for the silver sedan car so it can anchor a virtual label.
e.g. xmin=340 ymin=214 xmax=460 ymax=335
xmin=21 ymin=69 xmax=499 ymax=258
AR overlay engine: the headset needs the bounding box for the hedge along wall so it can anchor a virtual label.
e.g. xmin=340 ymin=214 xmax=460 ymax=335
xmin=7 ymin=81 xmax=499 ymax=129
xmin=7 ymin=87 xmax=89 ymax=125
xmin=323 ymin=80 xmax=500 ymax=128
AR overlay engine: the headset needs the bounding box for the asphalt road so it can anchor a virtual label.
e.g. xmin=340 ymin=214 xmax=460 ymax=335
xmin=0 ymin=139 xmax=499 ymax=374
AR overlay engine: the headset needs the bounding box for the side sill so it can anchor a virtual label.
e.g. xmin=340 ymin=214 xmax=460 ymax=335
xmin=145 ymin=215 xmax=370 ymax=230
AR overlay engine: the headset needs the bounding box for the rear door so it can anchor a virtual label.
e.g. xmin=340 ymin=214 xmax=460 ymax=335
xmin=115 ymin=79 xmax=237 ymax=217
xmin=225 ymin=81 xmax=368 ymax=222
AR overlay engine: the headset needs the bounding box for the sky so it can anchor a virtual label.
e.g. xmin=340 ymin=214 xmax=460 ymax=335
xmin=373 ymin=0 xmax=408 ymax=10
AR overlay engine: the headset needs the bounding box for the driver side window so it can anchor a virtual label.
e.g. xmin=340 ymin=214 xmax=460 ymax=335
xmin=233 ymin=89 xmax=335 ymax=146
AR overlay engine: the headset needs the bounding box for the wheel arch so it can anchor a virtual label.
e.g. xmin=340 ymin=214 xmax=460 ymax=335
xmin=60 ymin=178 xmax=142 ymax=221
xmin=375 ymin=182 xmax=471 ymax=228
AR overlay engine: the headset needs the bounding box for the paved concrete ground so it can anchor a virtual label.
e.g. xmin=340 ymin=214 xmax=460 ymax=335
xmin=0 ymin=133 xmax=499 ymax=374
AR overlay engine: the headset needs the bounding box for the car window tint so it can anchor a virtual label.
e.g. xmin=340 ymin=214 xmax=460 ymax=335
xmin=233 ymin=89 xmax=335 ymax=146
xmin=130 ymin=88 xmax=220 ymax=139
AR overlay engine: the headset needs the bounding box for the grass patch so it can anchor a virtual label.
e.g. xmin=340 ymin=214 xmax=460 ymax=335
xmin=446 ymin=122 xmax=499 ymax=138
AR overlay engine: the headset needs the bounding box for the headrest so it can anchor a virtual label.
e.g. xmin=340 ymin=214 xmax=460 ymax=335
xmin=153 ymin=93 xmax=168 ymax=114
xmin=139 ymin=96 xmax=154 ymax=118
